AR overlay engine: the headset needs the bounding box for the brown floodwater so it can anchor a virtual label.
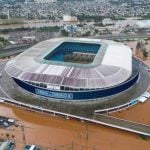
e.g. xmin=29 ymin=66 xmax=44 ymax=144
xmin=0 ymin=103 xmax=150 ymax=150
xmin=112 ymin=100 xmax=150 ymax=125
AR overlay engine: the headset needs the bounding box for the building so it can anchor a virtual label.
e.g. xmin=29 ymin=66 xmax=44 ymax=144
xmin=102 ymin=18 xmax=114 ymax=25
xmin=5 ymin=38 xmax=139 ymax=101
xmin=135 ymin=20 xmax=150 ymax=29
xmin=64 ymin=24 xmax=77 ymax=33
xmin=63 ymin=15 xmax=78 ymax=23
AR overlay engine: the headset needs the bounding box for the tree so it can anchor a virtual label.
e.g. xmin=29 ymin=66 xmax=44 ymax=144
xmin=145 ymin=40 xmax=148 ymax=45
xmin=0 ymin=14 xmax=8 ymax=19
xmin=143 ymin=50 xmax=148 ymax=58
xmin=12 ymin=135 xmax=15 ymax=139
xmin=61 ymin=30 xmax=69 ymax=37
xmin=6 ymin=133 xmax=9 ymax=139
xmin=84 ymin=31 xmax=91 ymax=37
xmin=95 ymin=29 xmax=99 ymax=34
xmin=0 ymin=37 xmax=10 ymax=46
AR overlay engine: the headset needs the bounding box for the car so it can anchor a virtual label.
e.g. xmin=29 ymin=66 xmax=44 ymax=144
xmin=0 ymin=119 xmax=3 ymax=122
xmin=3 ymin=122 xmax=9 ymax=127
xmin=35 ymin=148 xmax=41 ymax=150
xmin=23 ymin=145 xmax=36 ymax=150
xmin=24 ymin=145 xmax=31 ymax=150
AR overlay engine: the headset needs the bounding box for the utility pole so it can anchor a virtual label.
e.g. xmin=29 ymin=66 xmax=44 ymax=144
xmin=85 ymin=123 xmax=89 ymax=150
xmin=71 ymin=140 xmax=74 ymax=150
xmin=85 ymin=124 xmax=88 ymax=140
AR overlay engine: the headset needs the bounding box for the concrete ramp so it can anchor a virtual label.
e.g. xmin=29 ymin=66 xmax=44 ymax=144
xmin=94 ymin=113 xmax=150 ymax=137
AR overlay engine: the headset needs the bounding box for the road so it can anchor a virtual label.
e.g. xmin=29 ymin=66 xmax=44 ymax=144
xmin=92 ymin=33 xmax=150 ymax=40
xmin=0 ymin=45 xmax=32 ymax=58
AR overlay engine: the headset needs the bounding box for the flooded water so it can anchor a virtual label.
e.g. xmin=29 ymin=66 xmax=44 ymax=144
xmin=112 ymin=96 xmax=150 ymax=125
xmin=0 ymin=103 xmax=149 ymax=150
xmin=0 ymin=20 xmax=63 ymax=29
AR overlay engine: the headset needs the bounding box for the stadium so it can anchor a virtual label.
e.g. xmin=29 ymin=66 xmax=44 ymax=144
xmin=5 ymin=38 xmax=139 ymax=102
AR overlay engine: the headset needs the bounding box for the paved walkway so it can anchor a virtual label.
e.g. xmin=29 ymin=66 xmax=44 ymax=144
xmin=94 ymin=114 xmax=150 ymax=137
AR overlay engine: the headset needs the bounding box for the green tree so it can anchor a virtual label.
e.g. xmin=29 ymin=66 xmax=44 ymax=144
xmin=0 ymin=14 xmax=8 ymax=19
xmin=143 ymin=50 xmax=148 ymax=58
xmin=61 ymin=30 xmax=69 ymax=37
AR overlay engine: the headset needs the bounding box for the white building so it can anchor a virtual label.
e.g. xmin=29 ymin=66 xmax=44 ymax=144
xmin=102 ymin=18 xmax=114 ymax=25
xmin=63 ymin=15 xmax=78 ymax=23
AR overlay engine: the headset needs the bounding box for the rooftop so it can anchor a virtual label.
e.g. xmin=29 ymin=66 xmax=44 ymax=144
xmin=5 ymin=38 xmax=132 ymax=89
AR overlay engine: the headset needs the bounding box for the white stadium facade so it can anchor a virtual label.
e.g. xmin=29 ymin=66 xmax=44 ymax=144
xmin=5 ymin=38 xmax=139 ymax=101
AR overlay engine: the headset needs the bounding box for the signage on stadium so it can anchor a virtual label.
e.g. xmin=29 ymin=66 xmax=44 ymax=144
xmin=35 ymin=88 xmax=73 ymax=99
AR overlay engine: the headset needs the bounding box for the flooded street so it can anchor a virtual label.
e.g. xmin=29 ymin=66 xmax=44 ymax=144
xmin=0 ymin=103 xmax=149 ymax=150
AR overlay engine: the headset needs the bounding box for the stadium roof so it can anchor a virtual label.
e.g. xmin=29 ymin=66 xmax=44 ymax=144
xmin=5 ymin=38 xmax=132 ymax=89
